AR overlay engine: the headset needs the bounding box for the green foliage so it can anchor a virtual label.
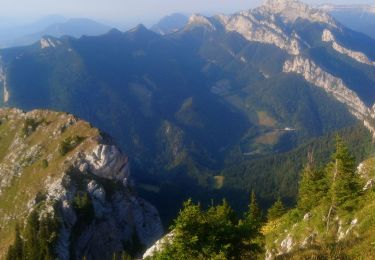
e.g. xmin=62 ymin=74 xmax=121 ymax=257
xmin=6 ymin=224 xmax=23 ymax=260
xmin=58 ymin=135 xmax=85 ymax=156
xmin=297 ymin=164 xmax=328 ymax=213
xmin=112 ymin=251 xmax=132 ymax=260
xmin=21 ymin=118 xmax=44 ymax=137
xmin=267 ymin=197 xmax=286 ymax=221
xmin=328 ymin=136 xmax=363 ymax=212
xmin=6 ymin=206 xmax=60 ymax=260
xmin=243 ymin=191 xmax=263 ymax=235
xmin=41 ymin=159 xmax=49 ymax=169
xmin=265 ymin=135 xmax=372 ymax=258
xmin=73 ymin=191 xmax=95 ymax=224
xmin=154 ymin=197 xmax=263 ymax=259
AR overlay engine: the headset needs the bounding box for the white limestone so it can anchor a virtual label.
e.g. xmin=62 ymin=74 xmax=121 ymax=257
xmin=40 ymin=38 xmax=61 ymax=49
xmin=142 ymin=232 xmax=175 ymax=259
xmin=322 ymin=29 xmax=375 ymax=66
xmin=283 ymin=56 xmax=369 ymax=119
xmin=187 ymin=14 xmax=216 ymax=31
xmin=280 ymin=234 xmax=294 ymax=253
xmin=263 ymin=0 xmax=337 ymax=26
xmin=221 ymin=12 xmax=302 ymax=55
xmin=84 ymin=144 xmax=130 ymax=182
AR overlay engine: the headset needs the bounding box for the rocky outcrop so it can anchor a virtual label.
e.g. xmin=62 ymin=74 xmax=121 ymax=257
xmin=283 ymin=56 xmax=369 ymax=120
xmin=212 ymin=0 xmax=338 ymax=56
xmin=222 ymin=11 xmax=302 ymax=55
xmin=187 ymin=14 xmax=216 ymax=31
xmin=40 ymin=37 xmax=62 ymax=49
xmin=0 ymin=109 xmax=163 ymax=259
xmin=262 ymin=0 xmax=337 ymax=26
xmin=322 ymin=29 xmax=375 ymax=66
xmin=142 ymin=232 xmax=174 ymax=259
xmin=283 ymin=56 xmax=375 ymax=137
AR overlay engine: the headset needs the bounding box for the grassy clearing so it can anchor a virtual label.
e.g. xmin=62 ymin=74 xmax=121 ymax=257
xmin=214 ymin=175 xmax=225 ymax=189
xmin=257 ymin=111 xmax=277 ymax=128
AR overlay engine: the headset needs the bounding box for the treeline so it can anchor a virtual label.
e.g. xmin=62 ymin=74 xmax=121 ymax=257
xmin=6 ymin=206 xmax=60 ymax=260
xmin=151 ymin=135 xmax=365 ymax=259
xmin=151 ymin=193 xmax=264 ymax=259
xmin=297 ymin=136 xmax=363 ymax=224
xmin=222 ymin=124 xmax=372 ymax=202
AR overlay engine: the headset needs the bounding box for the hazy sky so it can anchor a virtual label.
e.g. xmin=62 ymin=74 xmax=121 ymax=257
xmin=0 ymin=0 xmax=374 ymax=26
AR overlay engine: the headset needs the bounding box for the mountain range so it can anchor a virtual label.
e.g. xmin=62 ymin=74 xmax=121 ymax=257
xmin=1 ymin=0 xmax=375 ymax=224
xmin=319 ymin=4 xmax=375 ymax=39
xmin=0 ymin=16 xmax=111 ymax=48
xmin=151 ymin=3 xmax=375 ymax=40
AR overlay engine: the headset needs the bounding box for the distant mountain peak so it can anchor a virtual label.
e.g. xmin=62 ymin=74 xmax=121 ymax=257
xmin=187 ymin=14 xmax=216 ymax=31
xmin=151 ymin=13 xmax=189 ymax=35
xmin=129 ymin=24 xmax=148 ymax=33
xmin=260 ymin=0 xmax=337 ymax=26
xmin=264 ymin=0 xmax=305 ymax=11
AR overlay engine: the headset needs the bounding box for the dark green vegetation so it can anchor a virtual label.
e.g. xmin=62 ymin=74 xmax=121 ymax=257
xmin=151 ymin=193 xmax=263 ymax=259
xmin=6 ymin=202 xmax=60 ymax=260
xmin=58 ymin=135 xmax=85 ymax=156
xmin=264 ymin=137 xmax=375 ymax=258
xmin=143 ymin=124 xmax=373 ymax=226
xmin=1 ymin=7 xmax=375 ymax=227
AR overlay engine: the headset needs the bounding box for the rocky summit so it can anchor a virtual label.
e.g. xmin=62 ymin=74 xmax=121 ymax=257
xmin=0 ymin=108 xmax=162 ymax=259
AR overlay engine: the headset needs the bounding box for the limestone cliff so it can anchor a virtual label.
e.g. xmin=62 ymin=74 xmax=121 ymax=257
xmin=0 ymin=108 xmax=163 ymax=259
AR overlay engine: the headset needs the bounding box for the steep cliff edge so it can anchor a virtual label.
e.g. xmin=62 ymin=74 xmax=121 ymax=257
xmin=0 ymin=108 xmax=163 ymax=259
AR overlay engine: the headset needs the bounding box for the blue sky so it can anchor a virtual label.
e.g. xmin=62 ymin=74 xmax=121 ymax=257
xmin=0 ymin=0 xmax=373 ymax=26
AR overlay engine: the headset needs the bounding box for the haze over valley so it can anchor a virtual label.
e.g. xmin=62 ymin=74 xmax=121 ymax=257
xmin=1 ymin=0 xmax=375 ymax=259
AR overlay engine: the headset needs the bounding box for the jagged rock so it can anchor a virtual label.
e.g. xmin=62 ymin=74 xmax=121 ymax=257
xmin=187 ymin=14 xmax=216 ymax=31
xmin=279 ymin=234 xmax=294 ymax=254
xmin=283 ymin=56 xmax=375 ymax=138
xmin=265 ymin=249 xmax=277 ymax=260
xmin=301 ymin=233 xmax=317 ymax=248
xmin=0 ymin=108 xmax=163 ymax=259
xmin=303 ymin=212 xmax=312 ymax=221
xmin=364 ymin=179 xmax=375 ymax=190
xmin=83 ymin=144 xmax=130 ymax=183
xmin=322 ymin=29 xmax=375 ymax=66
xmin=142 ymin=231 xmax=175 ymax=259
xmin=262 ymin=0 xmax=337 ymax=26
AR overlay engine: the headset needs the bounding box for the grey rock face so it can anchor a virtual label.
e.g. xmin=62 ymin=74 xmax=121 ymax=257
xmin=49 ymin=142 xmax=164 ymax=260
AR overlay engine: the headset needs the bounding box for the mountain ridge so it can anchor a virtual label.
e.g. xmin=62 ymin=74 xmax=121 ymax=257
xmin=1 ymin=0 xmax=375 ymax=226
xmin=0 ymin=108 xmax=162 ymax=258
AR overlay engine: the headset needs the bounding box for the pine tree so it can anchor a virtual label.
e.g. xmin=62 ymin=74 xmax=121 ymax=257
xmin=297 ymin=163 xmax=328 ymax=212
xmin=331 ymin=136 xmax=362 ymax=210
xmin=326 ymin=136 xmax=363 ymax=231
xmin=267 ymin=197 xmax=286 ymax=221
xmin=6 ymin=224 xmax=23 ymax=260
xmin=153 ymin=199 xmax=264 ymax=259
xmin=246 ymin=191 xmax=262 ymax=229
xmin=24 ymin=209 xmax=40 ymax=259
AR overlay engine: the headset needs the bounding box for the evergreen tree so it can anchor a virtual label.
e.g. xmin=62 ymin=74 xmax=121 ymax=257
xmin=24 ymin=209 xmax=40 ymax=259
xmin=329 ymin=136 xmax=362 ymax=211
xmin=297 ymin=164 xmax=328 ymax=212
xmin=267 ymin=197 xmax=286 ymax=221
xmin=245 ymin=191 xmax=262 ymax=230
xmin=6 ymin=224 xmax=23 ymax=260
xmin=326 ymin=136 xmax=363 ymax=231
xmin=6 ymin=206 xmax=60 ymax=260
xmin=153 ymin=199 xmax=263 ymax=259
